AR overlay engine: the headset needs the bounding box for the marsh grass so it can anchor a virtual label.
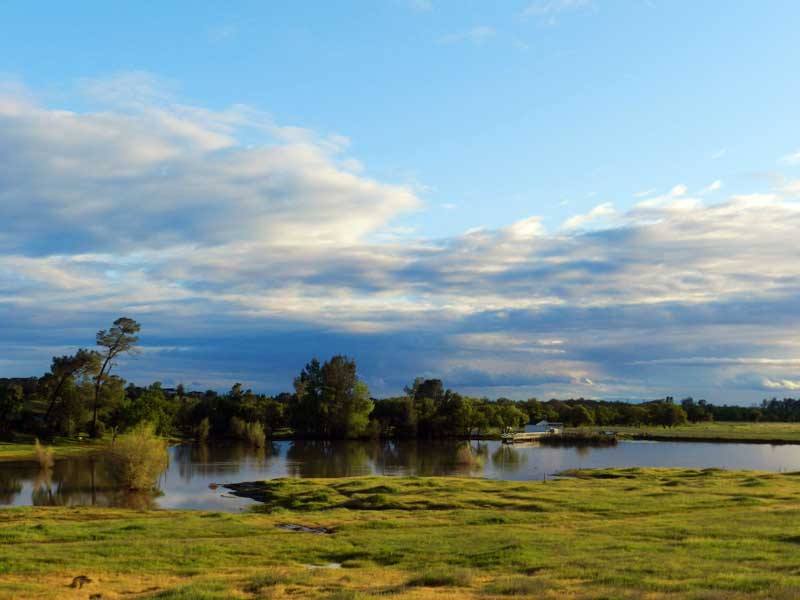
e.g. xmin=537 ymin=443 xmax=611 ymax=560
xmin=33 ymin=439 xmax=54 ymax=470
xmin=454 ymin=443 xmax=484 ymax=468
xmin=106 ymin=423 xmax=168 ymax=490
xmin=4 ymin=469 xmax=800 ymax=599
xmin=407 ymin=567 xmax=472 ymax=587
xmin=231 ymin=417 xmax=266 ymax=447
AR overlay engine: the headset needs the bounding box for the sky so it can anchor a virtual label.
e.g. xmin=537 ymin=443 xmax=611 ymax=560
xmin=1 ymin=1 xmax=799 ymax=403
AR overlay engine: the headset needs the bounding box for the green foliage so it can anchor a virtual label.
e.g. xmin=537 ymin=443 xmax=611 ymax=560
xmin=91 ymin=317 xmax=141 ymax=437
xmin=289 ymin=356 xmax=373 ymax=438
xmin=407 ymin=568 xmax=472 ymax=587
xmin=106 ymin=422 xmax=168 ymax=490
xmin=116 ymin=382 xmax=175 ymax=435
xmin=230 ymin=416 xmax=266 ymax=447
xmin=0 ymin=383 xmax=24 ymax=433
xmin=194 ymin=417 xmax=210 ymax=442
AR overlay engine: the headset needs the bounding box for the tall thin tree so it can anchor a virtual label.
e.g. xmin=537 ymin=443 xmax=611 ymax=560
xmin=91 ymin=317 xmax=141 ymax=437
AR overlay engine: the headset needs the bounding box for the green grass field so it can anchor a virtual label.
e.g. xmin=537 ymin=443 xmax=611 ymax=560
xmin=2 ymin=469 xmax=800 ymax=599
xmin=0 ymin=436 xmax=105 ymax=462
xmin=571 ymin=421 xmax=800 ymax=442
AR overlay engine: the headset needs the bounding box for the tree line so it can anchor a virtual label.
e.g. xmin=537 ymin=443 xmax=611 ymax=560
xmin=0 ymin=318 xmax=794 ymax=441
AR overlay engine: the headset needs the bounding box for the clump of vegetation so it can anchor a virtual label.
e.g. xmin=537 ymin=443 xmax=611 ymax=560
xmin=454 ymin=443 xmax=484 ymax=467
xmin=34 ymin=438 xmax=54 ymax=470
xmin=539 ymin=431 xmax=618 ymax=446
xmin=194 ymin=417 xmax=210 ymax=442
xmin=106 ymin=423 xmax=168 ymax=490
xmin=483 ymin=576 xmax=547 ymax=596
xmin=407 ymin=568 xmax=472 ymax=588
xmin=230 ymin=416 xmax=266 ymax=447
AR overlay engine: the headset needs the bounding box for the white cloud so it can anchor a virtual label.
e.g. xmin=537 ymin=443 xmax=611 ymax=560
xmin=561 ymin=202 xmax=615 ymax=229
xmin=523 ymin=0 xmax=591 ymax=23
xmin=698 ymin=180 xmax=722 ymax=195
xmin=762 ymin=378 xmax=800 ymax=391
xmin=438 ymin=26 xmax=496 ymax=45
xmin=0 ymin=81 xmax=419 ymax=253
xmin=779 ymin=150 xmax=800 ymax=166
xmin=711 ymin=148 xmax=727 ymax=160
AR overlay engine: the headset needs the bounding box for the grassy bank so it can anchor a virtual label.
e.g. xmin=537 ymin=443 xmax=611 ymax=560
xmin=570 ymin=421 xmax=800 ymax=443
xmin=2 ymin=469 xmax=800 ymax=598
xmin=0 ymin=436 xmax=105 ymax=462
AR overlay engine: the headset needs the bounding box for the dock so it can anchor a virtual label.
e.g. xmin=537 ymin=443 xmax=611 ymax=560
xmin=501 ymin=431 xmax=550 ymax=444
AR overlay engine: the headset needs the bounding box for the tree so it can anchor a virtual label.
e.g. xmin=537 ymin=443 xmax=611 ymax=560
xmin=115 ymin=382 xmax=174 ymax=435
xmin=290 ymin=359 xmax=326 ymax=435
xmin=91 ymin=317 xmax=141 ymax=437
xmin=565 ymin=404 xmax=595 ymax=427
xmin=653 ymin=402 xmax=688 ymax=428
xmin=42 ymin=349 xmax=100 ymax=426
xmin=321 ymin=355 xmax=373 ymax=438
xmin=290 ymin=356 xmax=373 ymax=438
xmin=0 ymin=384 xmax=24 ymax=434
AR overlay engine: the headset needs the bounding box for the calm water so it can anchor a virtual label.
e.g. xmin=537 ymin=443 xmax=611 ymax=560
xmin=3 ymin=439 xmax=800 ymax=511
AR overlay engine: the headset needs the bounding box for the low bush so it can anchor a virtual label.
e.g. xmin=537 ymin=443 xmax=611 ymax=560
xmin=230 ymin=416 xmax=266 ymax=447
xmin=483 ymin=576 xmax=548 ymax=596
xmin=34 ymin=439 xmax=54 ymax=470
xmin=407 ymin=568 xmax=472 ymax=588
xmin=106 ymin=423 xmax=168 ymax=490
xmin=194 ymin=417 xmax=210 ymax=442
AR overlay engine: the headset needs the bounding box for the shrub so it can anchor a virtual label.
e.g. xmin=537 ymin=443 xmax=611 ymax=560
xmin=106 ymin=423 xmax=168 ymax=490
xmin=230 ymin=416 xmax=246 ymax=439
xmin=34 ymin=439 xmax=54 ymax=470
xmin=89 ymin=419 xmax=106 ymax=439
xmin=407 ymin=568 xmax=472 ymax=588
xmin=244 ymin=421 xmax=266 ymax=447
xmin=230 ymin=416 xmax=266 ymax=447
xmin=483 ymin=576 xmax=547 ymax=596
xmin=194 ymin=417 xmax=210 ymax=442
xmin=454 ymin=443 xmax=483 ymax=468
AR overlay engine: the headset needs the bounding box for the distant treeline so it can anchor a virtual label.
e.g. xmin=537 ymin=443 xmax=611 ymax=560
xmin=0 ymin=317 xmax=793 ymax=440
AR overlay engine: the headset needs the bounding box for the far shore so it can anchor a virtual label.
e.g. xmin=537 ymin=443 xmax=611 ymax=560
xmin=4 ymin=421 xmax=800 ymax=464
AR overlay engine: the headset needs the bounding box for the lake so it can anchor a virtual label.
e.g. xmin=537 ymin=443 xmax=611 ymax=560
xmin=3 ymin=439 xmax=800 ymax=511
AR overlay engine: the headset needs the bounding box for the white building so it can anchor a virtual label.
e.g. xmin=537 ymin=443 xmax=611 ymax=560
xmin=524 ymin=420 xmax=564 ymax=434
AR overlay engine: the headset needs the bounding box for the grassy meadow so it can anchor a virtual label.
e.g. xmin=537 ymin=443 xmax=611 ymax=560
xmin=0 ymin=436 xmax=105 ymax=463
xmin=2 ymin=469 xmax=800 ymax=598
xmin=571 ymin=421 xmax=800 ymax=443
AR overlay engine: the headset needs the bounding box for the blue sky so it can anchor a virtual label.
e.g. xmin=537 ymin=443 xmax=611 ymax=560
xmin=1 ymin=1 xmax=799 ymax=402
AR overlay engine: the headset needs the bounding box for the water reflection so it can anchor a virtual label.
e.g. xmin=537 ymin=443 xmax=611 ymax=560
xmin=1 ymin=439 xmax=800 ymax=511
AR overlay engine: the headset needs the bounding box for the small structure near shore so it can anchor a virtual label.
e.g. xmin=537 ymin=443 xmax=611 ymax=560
xmin=502 ymin=420 xmax=564 ymax=443
xmin=526 ymin=420 xmax=565 ymax=434
xmin=502 ymin=421 xmax=617 ymax=445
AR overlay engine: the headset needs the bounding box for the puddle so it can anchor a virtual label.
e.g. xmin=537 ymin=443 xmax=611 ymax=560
xmin=303 ymin=562 xmax=342 ymax=570
xmin=277 ymin=523 xmax=332 ymax=534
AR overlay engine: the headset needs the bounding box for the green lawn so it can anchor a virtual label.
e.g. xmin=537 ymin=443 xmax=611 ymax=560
xmin=571 ymin=421 xmax=800 ymax=442
xmin=0 ymin=436 xmax=105 ymax=462
xmin=2 ymin=469 xmax=800 ymax=598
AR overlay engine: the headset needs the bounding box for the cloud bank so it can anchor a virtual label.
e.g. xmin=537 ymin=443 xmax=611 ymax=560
xmin=2 ymin=78 xmax=800 ymax=402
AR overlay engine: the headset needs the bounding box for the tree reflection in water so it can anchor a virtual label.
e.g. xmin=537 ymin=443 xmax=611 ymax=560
xmin=491 ymin=445 xmax=527 ymax=471
xmin=172 ymin=442 xmax=278 ymax=482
